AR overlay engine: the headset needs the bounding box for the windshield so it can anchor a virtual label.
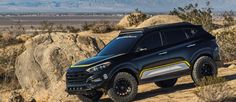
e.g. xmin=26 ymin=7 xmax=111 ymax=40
xmin=97 ymin=33 xmax=142 ymax=56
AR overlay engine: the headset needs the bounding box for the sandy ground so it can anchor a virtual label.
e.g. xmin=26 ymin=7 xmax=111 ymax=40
xmin=1 ymin=65 xmax=235 ymax=102
xmin=100 ymin=65 xmax=236 ymax=102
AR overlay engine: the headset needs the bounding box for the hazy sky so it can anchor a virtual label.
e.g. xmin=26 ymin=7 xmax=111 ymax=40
xmin=0 ymin=0 xmax=236 ymax=12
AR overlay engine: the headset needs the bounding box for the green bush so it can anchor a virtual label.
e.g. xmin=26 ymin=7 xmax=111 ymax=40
xmin=170 ymin=2 xmax=215 ymax=31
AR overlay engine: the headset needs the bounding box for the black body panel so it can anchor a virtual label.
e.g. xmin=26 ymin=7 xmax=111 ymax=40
xmin=66 ymin=22 xmax=220 ymax=94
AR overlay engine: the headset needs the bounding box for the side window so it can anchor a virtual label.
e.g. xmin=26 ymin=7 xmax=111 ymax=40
xmin=184 ymin=28 xmax=198 ymax=38
xmin=161 ymin=29 xmax=187 ymax=46
xmin=136 ymin=31 xmax=162 ymax=51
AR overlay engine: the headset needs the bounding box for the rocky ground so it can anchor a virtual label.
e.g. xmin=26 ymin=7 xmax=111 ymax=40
xmin=1 ymin=64 xmax=236 ymax=102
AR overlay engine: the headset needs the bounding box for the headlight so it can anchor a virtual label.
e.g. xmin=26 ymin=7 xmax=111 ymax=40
xmin=86 ymin=62 xmax=111 ymax=73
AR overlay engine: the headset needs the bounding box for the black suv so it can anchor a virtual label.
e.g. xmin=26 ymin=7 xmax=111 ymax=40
xmin=66 ymin=22 xmax=221 ymax=102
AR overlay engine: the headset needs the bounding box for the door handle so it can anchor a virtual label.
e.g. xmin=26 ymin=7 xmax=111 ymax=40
xmin=186 ymin=44 xmax=196 ymax=48
xmin=159 ymin=51 xmax=167 ymax=55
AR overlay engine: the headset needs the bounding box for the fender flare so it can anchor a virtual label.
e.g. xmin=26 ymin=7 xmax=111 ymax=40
xmin=104 ymin=62 xmax=139 ymax=90
xmin=190 ymin=47 xmax=213 ymax=67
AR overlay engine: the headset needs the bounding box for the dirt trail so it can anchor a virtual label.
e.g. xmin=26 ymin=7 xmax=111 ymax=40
xmin=100 ymin=66 xmax=236 ymax=102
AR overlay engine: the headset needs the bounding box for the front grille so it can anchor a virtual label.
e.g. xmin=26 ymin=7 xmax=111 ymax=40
xmin=66 ymin=71 xmax=90 ymax=85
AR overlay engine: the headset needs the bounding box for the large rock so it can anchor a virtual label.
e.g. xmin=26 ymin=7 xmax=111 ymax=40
xmin=15 ymin=33 xmax=105 ymax=101
xmin=137 ymin=15 xmax=183 ymax=28
xmin=117 ymin=12 xmax=145 ymax=28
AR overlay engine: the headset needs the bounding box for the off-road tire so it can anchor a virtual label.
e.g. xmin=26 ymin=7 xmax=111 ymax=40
xmin=108 ymin=72 xmax=138 ymax=102
xmin=191 ymin=56 xmax=218 ymax=85
xmin=77 ymin=91 xmax=103 ymax=102
xmin=155 ymin=78 xmax=178 ymax=88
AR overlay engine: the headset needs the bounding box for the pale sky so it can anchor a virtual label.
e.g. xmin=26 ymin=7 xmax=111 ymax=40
xmin=0 ymin=0 xmax=235 ymax=12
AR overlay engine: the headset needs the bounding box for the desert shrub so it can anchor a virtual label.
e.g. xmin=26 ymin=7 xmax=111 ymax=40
xmin=113 ymin=25 xmax=125 ymax=30
xmin=91 ymin=21 xmax=113 ymax=33
xmin=0 ymin=47 xmax=24 ymax=90
xmin=215 ymin=28 xmax=236 ymax=62
xmin=81 ymin=22 xmax=94 ymax=31
xmin=14 ymin=21 xmax=26 ymax=35
xmin=5 ymin=21 xmax=26 ymax=36
xmin=33 ymin=30 xmax=39 ymax=36
xmin=1 ymin=33 xmax=15 ymax=42
xmin=2 ymin=21 xmax=26 ymax=36
xmin=195 ymin=77 xmax=235 ymax=102
xmin=40 ymin=21 xmax=54 ymax=34
xmin=66 ymin=26 xmax=80 ymax=33
xmin=127 ymin=12 xmax=148 ymax=27
xmin=170 ymin=2 xmax=215 ymax=31
xmin=56 ymin=24 xmax=67 ymax=33
xmin=0 ymin=33 xmax=22 ymax=48
xmin=222 ymin=11 xmax=235 ymax=27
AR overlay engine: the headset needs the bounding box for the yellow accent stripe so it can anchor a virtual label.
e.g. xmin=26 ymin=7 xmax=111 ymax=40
xmin=139 ymin=61 xmax=191 ymax=78
xmin=70 ymin=64 xmax=92 ymax=68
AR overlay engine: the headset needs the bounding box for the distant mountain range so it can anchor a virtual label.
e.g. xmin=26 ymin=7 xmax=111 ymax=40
xmin=0 ymin=0 xmax=236 ymax=13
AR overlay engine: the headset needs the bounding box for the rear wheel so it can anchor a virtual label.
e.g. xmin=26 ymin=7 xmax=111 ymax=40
xmin=191 ymin=56 xmax=218 ymax=85
xmin=77 ymin=91 xmax=103 ymax=102
xmin=155 ymin=78 xmax=178 ymax=88
xmin=108 ymin=72 xmax=138 ymax=102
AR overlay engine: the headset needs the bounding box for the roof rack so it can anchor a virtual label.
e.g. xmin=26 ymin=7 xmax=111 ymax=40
xmin=119 ymin=28 xmax=144 ymax=35
xmin=119 ymin=22 xmax=196 ymax=35
xmin=145 ymin=22 xmax=194 ymax=29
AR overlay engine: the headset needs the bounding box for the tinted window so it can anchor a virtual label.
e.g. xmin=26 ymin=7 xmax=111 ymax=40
xmin=184 ymin=28 xmax=198 ymax=38
xmin=97 ymin=34 xmax=142 ymax=56
xmin=161 ymin=29 xmax=187 ymax=46
xmin=136 ymin=31 xmax=162 ymax=51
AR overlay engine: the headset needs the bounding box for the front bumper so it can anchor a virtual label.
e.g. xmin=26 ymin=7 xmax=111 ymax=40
xmin=66 ymin=68 xmax=109 ymax=94
xmin=66 ymin=82 xmax=104 ymax=94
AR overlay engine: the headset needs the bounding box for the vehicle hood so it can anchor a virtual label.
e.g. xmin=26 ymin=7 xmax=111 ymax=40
xmin=70 ymin=53 xmax=125 ymax=68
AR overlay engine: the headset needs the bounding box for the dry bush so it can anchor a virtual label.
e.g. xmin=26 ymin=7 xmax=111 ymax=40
xmin=81 ymin=22 xmax=94 ymax=31
xmin=194 ymin=77 xmax=235 ymax=102
xmin=66 ymin=26 xmax=80 ymax=33
xmin=0 ymin=33 xmax=23 ymax=48
xmin=215 ymin=28 xmax=236 ymax=62
xmin=113 ymin=25 xmax=125 ymax=30
xmin=5 ymin=21 xmax=26 ymax=36
xmin=170 ymin=2 xmax=216 ymax=31
xmin=127 ymin=12 xmax=148 ymax=27
xmin=91 ymin=21 xmax=114 ymax=33
xmin=56 ymin=24 xmax=67 ymax=33
xmin=0 ymin=47 xmax=24 ymax=91
xmin=1 ymin=33 xmax=15 ymax=42
xmin=40 ymin=21 xmax=54 ymax=34
xmin=222 ymin=11 xmax=235 ymax=27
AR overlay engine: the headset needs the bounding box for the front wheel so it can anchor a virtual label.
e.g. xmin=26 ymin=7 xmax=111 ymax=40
xmin=155 ymin=78 xmax=178 ymax=88
xmin=108 ymin=72 xmax=138 ymax=102
xmin=77 ymin=91 xmax=103 ymax=102
xmin=191 ymin=56 xmax=218 ymax=85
